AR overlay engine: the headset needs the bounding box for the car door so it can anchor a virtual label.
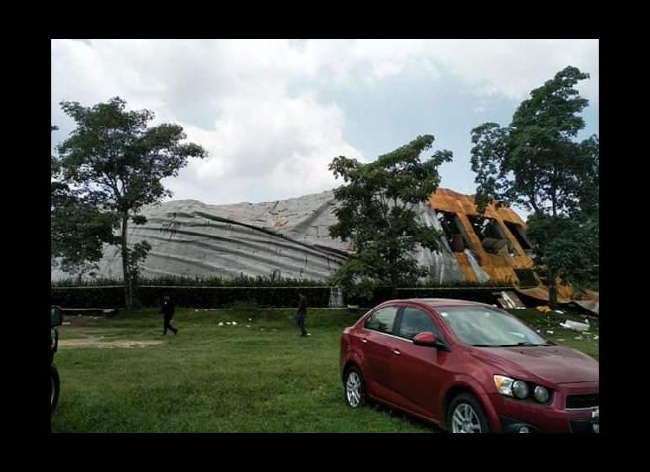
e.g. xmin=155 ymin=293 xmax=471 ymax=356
xmin=389 ymin=305 xmax=450 ymax=420
xmin=360 ymin=305 xmax=400 ymax=401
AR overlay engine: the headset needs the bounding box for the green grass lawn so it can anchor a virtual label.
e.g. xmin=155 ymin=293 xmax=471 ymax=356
xmin=51 ymin=306 xmax=599 ymax=433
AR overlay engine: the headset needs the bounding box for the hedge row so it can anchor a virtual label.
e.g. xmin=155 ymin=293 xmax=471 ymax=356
xmin=51 ymin=275 xmax=327 ymax=288
xmin=52 ymin=275 xmax=531 ymax=289
xmin=51 ymin=285 xmax=516 ymax=309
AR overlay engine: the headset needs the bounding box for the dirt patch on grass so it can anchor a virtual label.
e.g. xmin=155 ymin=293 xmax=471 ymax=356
xmin=59 ymin=338 xmax=164 ymax=349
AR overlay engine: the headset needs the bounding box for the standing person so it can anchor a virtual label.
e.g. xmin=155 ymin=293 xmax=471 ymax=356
xmin=297 ymin=292 xmax=309 ymax=337
xmin=161 ymin=295 xmax=178 ymax=335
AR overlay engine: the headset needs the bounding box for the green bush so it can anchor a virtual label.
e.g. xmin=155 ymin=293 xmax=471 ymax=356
xmin=51 ymin=284 xmax=513 ymax=309
xmin=52 ymin=275 xmax=326 ymax=288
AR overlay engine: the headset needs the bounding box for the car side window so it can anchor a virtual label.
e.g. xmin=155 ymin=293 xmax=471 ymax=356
xmin=398 ymin=307 xmax=441 ymax=340
xmin=364 ymin=307 xmax=398 ymax=334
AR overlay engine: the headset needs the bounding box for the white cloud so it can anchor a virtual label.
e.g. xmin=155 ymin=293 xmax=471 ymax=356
xmin=51 ymin=39 xmax=598 ymax=205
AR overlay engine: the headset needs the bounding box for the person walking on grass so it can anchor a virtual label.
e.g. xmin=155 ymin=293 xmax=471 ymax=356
xmin=297 ymin=292 xmax=309 ymax=337
xmin=161 ymin=295 xmax=178 ymax=335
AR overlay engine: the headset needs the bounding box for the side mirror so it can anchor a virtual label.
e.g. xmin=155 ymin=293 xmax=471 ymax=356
xmin=51 ymin=306 xmax=63 ymax=328
xmin=413 ymin=331 xmax=449 ymax=351
xmin=413 ymin=331 xmax=438 ymax=347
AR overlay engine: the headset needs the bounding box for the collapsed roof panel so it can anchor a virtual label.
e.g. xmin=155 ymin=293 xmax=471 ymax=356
xmin=51 ymin=188 xmax=537 ymax=286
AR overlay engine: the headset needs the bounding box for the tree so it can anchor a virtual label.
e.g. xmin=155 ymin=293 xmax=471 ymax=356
xmin=470 ymin=66 xmax=599 ymax=307
xmin=329 ymin=135 xmax=452 ymax=299
xmin=55 ymin=97 xmax=207 ymax=307
xmin=51 ymin=126 xmax=118 ymax=281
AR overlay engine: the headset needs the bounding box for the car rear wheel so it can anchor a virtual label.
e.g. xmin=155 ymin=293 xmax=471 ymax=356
xmin=447 ymin=392 xmax=490 ymax=433
xmin=344 ymin=366 xmax=366 ymax=408
xmin=51 ymin=365 xmax=60 ymax=415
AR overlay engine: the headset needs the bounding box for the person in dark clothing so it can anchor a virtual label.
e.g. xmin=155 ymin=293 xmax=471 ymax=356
xmin=297 ymin=292 xmax=309 ymax=336
xmin=161 ymin=295 xmax=178 ymax=335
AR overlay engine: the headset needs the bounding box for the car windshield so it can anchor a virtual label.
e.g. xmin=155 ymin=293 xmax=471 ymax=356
xmin=437 ymin=306 xmax=549 ymax=347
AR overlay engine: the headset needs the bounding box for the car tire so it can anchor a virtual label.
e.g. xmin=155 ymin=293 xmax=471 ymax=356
xmin=51 ymin=365 xmax=60 ymax=415
xmin=447 ymin=392 xmax=490 ymax=433
xmin=344 ymin=366 xmax=366 ymax=408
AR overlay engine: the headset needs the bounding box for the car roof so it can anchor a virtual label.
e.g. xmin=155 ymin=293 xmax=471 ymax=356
xmin=384 ymin=298 xmax=491 ymax=309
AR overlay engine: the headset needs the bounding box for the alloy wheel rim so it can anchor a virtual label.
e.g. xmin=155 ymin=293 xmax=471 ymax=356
xmin=346 ymin=372 xmax=361 ymax=407
xmin=451 ymin=403 xmax=482 ymax=433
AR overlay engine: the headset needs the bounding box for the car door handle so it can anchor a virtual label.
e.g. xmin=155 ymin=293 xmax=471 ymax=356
xmin=392 ymin=349 xmax=401 ymax=355
xmin=361 ymin=338 xmax=368 ymax=344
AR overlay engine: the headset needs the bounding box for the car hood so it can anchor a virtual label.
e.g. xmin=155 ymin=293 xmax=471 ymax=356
xmin=469 ymin=345 xmax=599 ymax=385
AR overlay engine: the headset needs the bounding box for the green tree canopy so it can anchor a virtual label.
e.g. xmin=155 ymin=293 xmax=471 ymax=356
xmin=470 ymin=66 xmax=599 ymax=305
xmin=329 ymin=135 xmax=452 ymax=299
xmin=54 ymin=97 xmax=207 ymax=307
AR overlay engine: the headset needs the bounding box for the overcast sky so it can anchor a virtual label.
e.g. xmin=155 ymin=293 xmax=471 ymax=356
xmin=51 ymin=39 xmax=599 ymax=214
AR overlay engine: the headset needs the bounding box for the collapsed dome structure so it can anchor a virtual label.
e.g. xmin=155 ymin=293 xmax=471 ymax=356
xmin=51 ymin=188 xmax=537 ymax=285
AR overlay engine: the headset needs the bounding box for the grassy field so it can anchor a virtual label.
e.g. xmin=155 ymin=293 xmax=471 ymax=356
xmin=51 ymin=306 xmax=599 ymax=433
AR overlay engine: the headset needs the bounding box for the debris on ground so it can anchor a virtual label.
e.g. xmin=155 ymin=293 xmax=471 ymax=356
xmin=232 ymin=321 xmax=238 ymax=325
xmin=554 ymin=310 xmax=564 ymax=314
xmin=546 ymin=330 xmax=554 ymax=334
xmin=218 ymin=322 xmax=224 ymax=326
xmin=560 ymin=319 xmax=590 ymax=332
xmin=496 ymin=291 xmax=526 ymax=309
xmin=536 ymin=306 xmax=552 ymax=313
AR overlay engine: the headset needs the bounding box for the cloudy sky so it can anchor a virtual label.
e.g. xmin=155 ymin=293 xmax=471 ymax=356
xmin=51 ymin=39 xmax=599 ymax=213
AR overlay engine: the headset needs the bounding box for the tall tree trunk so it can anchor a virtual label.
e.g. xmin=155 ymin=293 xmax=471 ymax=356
xmin=548 ymin=205 xmax=558 ymax=310
xmin=121 ymin=212 xmax=132 ymax=309
xmin=390 ymin=272 xmax=398 ymax=299
xmin=548 ymin=265 xmax=558 ymax=309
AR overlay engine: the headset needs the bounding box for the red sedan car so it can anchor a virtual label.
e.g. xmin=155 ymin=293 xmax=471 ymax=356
xmin=340 ymin=298 xmax=599 ymax=433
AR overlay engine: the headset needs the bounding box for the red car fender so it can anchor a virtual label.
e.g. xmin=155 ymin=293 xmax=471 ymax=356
xmin=441 ymin=374 xmax=501 ymax=432
xmin=341 ymin=348 xmax=366 ymax=380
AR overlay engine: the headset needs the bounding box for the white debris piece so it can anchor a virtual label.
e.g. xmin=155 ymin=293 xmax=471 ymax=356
xmin=232 ymin=321 xmax=238 ymax=325
xmin=546 ymin=330 xmax=554 ymax=335
xmin=248 ymin=318 xmax=253 ymax=322
xmin=218 ymin=322 xmax=224 ymax=326
xmin=560 ymin=319 xmax=590 ymax=332
xmin=226 ymin=322 xmax=232 ymax=325
xmin=554 ymin=310 xmax=564 ymax=314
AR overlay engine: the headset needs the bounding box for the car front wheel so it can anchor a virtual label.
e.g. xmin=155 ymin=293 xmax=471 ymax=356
xmin=344 ymin=366 xmax=366 ymax=408
xmin=51 ymin=365 xmax=60 ymax=415
xmin=447 ymin=392 xmax=490 ymax=433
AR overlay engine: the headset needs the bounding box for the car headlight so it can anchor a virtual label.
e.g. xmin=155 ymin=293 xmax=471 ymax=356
xmin=512 ymin=380 xmax=529 ymax=399
xmin=494 ymin=375 xmax=552 ymax=403
xmin=493 ymin=375 xmax=515 ymax=396
xmin=533 ymin=385 xmax=550 ymax=403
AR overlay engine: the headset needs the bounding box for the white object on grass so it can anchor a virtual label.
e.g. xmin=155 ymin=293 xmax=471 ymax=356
xmin=560 ymin=319 xmax=590 ymax=332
